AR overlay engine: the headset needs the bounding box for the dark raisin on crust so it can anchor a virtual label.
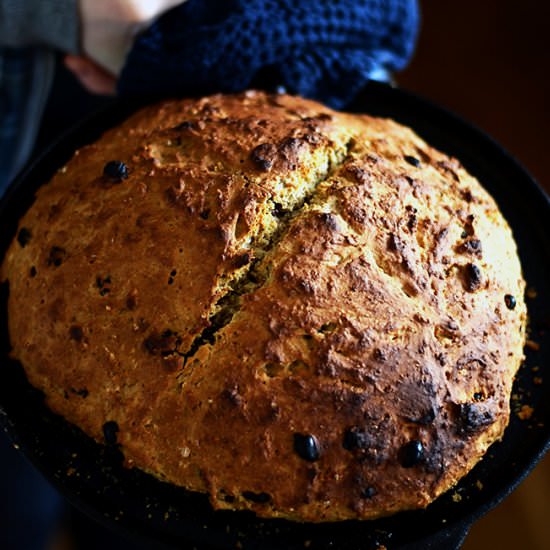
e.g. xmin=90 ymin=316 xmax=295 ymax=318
xmin=404 ymin=155 xmax=421 ymax=167
xmin=96 ymin=275 xmax=111 ymax=287
xmin=464 ymin=263 xmax=482 ymax=292
xmin=69 ymin=325 xmax=84 ymax=341
xmin=47 ymin=246 xmax=66 ymax=267
xmin=17 ymin=227 xmax=32 ymax=247
xmin=398 ymin=440 xmax=424 ymax=468
xmin=103 ymin=160 xmax=129 ymax=181
xmin=459 ymin=239 xmax=482 ymax=256
xmin=504 ymin=294 xmax=516 ymax=310
xmin=461 ymin=189 xmax=474 ymax=202
xmin=96 ymin=275 xmax=111 ymax=296
xmin=293 ymin=433 xmax=320 ymax=462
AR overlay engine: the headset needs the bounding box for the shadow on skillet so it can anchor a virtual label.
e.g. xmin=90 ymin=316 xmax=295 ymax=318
xmin=0 ymin=81 xmax=549 ymax=549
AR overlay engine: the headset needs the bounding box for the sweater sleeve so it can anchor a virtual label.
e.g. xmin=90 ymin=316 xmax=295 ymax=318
xmin=0 ymin=0 xmax=80 ymax=53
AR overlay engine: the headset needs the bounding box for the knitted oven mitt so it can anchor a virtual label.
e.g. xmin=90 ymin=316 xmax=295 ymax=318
xmin=119 ymin=0 xmax=420 ymax=108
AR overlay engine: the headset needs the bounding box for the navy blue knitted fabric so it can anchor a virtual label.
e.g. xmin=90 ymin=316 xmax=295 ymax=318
xmin=119 ymin=0 xmax=419 ymax=108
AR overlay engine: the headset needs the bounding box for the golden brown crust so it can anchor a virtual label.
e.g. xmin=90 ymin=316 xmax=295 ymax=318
xmin=1 ymin=91 xmax=526 ymax=521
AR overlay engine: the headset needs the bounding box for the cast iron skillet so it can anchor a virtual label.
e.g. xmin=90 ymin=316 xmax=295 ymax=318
xmin=0 ymin=81 xmax=549 ymax=549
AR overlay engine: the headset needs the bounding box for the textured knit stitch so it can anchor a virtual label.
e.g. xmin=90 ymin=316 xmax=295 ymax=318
xmin=119 ymin=0 xmax=419 ymax=108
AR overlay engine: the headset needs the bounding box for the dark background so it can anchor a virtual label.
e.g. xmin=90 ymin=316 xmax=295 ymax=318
xmin=400 ymin=1 xmax=549 ymax=548
xmin=400 ymin=0 xmax=549 ymax=195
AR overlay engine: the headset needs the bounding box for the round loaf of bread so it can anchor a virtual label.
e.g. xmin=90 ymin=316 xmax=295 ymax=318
xmin=1 ymin=91 xmax=526 ymax=521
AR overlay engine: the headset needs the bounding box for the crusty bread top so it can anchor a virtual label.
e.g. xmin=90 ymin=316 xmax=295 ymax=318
xmin=1 ymin=91 xmax=526 ymax=521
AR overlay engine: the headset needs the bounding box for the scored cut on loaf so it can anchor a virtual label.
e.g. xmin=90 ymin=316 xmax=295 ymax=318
xmin=1 ymin=91 xmax=526 ymax=521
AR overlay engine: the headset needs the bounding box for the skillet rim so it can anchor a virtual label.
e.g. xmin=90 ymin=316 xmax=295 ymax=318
xmin=0 ymin=81 xmax=549 ymax=549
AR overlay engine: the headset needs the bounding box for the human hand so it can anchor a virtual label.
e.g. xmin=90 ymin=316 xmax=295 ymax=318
xmin=64 ymin=55 xmax=118 ymax=96
xmin=69 ymin=0 xmax=187 ymax=93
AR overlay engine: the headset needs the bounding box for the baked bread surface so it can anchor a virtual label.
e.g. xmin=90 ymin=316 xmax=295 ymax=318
xmin=1 ymin=91 xmax=526 ymax=521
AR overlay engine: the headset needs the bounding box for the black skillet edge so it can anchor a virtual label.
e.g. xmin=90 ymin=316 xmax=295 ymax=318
xmin=0 ymin=81 xmax=549 ymax=549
